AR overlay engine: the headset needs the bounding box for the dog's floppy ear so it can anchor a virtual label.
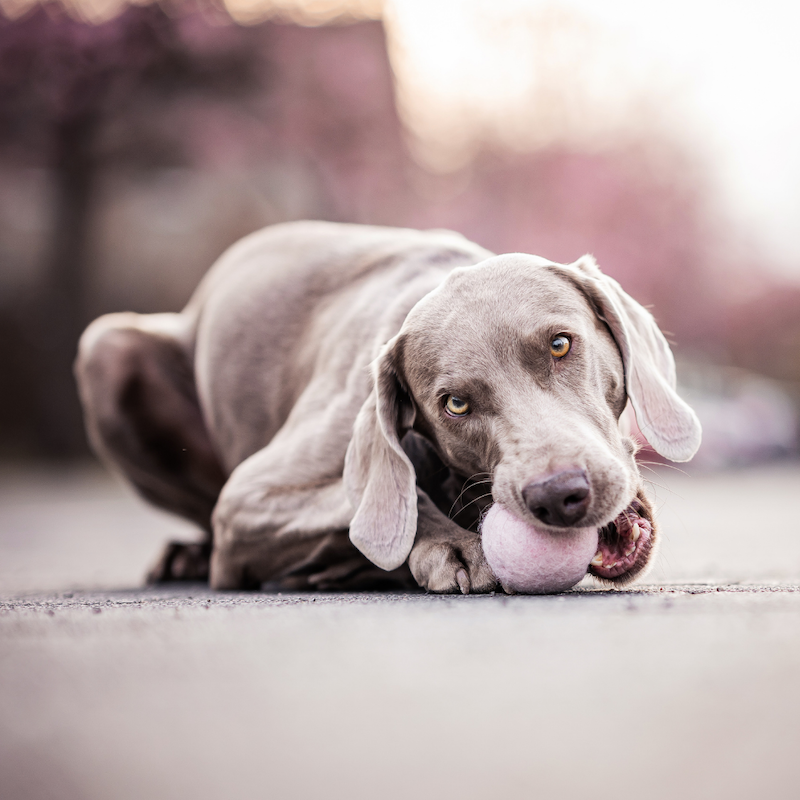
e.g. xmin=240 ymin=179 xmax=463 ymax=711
xmin=555 ymin=255 xmax=701 ymax=462
xmin=344 ymin=337 xmax=418 ymax=570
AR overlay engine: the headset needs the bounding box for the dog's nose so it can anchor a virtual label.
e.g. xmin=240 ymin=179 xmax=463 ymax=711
xmin=522 ymin=469 xmax=591 ymax=527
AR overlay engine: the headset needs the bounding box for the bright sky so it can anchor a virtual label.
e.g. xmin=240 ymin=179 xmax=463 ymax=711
xmin=5 ymin=0 xmax=799 ymax=273
xmin=382 ymin=0 xmax=800 ymax=275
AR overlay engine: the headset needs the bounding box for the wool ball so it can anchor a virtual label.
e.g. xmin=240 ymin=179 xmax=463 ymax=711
xmin=480 ymin=504 xmax=598 ymax=594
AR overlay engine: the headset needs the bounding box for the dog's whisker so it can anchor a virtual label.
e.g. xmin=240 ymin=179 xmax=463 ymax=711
xmin=450 ymin=491 xmax=494 ymax=521
xmin=637 ymin=460 xmax=692 ymax=477
xmin=641 ymin=478 xmax=687 ymax=502
xmin=640 ymin=477 xmax=671 ymax=495
xmin=447 ymin=473 xmax=493 ymax=518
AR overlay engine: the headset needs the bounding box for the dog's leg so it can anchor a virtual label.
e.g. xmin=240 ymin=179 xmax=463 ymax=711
xmin=210 ymin=417 xmax=415 ymax=591
xmin=398 ymin=432 xmax=496 ymax=593
xmin=75 ymin=313 xmax=227 ymax=581
xmin=407 ymin=491 xmax=497 ymax=594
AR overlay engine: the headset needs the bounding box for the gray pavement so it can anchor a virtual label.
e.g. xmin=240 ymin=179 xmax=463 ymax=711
xmin=2 ymin=463 xmax=800 ymax=799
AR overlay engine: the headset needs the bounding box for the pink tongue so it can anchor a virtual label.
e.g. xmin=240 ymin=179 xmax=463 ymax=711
xmin=480 ymin=504 xmax=598 ymax=594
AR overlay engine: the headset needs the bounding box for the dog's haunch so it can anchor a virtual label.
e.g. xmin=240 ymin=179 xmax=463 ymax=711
xmin=480 ymin=504 xmax=598 ymax=594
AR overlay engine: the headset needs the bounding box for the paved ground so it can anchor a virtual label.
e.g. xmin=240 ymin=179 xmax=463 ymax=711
xmin=2 ymin=462 xmax=800 ymax=799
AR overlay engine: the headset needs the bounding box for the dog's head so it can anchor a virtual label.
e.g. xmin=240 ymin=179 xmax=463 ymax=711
xmin=344 ymin=253 xmax=701 ymax=586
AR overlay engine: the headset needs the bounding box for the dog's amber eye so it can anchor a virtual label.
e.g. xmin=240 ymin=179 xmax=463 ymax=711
xmin=550 ymin=335 xmax=571 ymax=358
xmin=445 ymin=395 xmax=470 ymax=416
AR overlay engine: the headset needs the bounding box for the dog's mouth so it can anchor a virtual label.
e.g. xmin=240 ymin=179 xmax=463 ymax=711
xmin=588 ymin=494 xmax=655 ymax=583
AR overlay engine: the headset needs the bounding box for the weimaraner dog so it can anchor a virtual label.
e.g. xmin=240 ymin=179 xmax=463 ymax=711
xmin=75 ymin=221 xmax=701 ymax=593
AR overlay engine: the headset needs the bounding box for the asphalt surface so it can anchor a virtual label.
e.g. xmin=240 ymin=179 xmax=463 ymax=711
xmin=2 ymin=463 xmax=800 ymax=799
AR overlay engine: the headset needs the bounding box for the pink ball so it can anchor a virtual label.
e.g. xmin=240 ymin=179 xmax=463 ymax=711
xmin=480 ymin=504 xmax=598 ymax=594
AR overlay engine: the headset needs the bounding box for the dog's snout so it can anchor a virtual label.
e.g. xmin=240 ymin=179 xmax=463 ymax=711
xmin=522 ymin=469 xmax=591 ymax=527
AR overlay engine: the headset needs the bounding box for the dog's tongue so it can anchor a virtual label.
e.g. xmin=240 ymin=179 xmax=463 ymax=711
xmin=480 ymin=504 xmax=598 ymax=594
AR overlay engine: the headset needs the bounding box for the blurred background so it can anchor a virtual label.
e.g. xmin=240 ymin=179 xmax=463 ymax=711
xmin=5 ymin=8 xmax=800 ymax=795
xmin=1 ymin=0 xmax=799 ymax=465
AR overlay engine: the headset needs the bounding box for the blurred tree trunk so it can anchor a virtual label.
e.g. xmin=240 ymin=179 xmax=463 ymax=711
xmin=34 ymin=109 xmax=99 ymax=455
xmin=0 ymin=2 xmax=264 ymax=457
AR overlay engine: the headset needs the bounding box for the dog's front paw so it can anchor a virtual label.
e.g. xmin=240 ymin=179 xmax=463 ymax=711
xmin=408 ymin=529 xmax=497 ymax=594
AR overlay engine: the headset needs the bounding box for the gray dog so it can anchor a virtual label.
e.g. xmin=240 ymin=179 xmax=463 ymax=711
xmin=75 ymin=221 xmax=701 ymax=593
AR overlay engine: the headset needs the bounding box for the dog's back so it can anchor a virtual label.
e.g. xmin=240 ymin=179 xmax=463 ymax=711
xmin=188 ymin=221 xmax=491 ymax=468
